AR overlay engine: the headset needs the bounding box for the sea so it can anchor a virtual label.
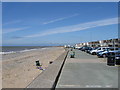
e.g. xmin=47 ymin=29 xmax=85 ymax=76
xmin=1 ymin=46 xmax=50 ymax=55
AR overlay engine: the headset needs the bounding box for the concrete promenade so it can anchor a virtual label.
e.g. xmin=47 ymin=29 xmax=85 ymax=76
xmin=56 ymin=49 xmax=118 ymax=88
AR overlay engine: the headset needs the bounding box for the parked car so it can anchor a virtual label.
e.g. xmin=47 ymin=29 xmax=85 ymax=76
xmin=81 ymin=47 xmax=92 ymax=52
xmin=97 ymin=48 xmax=120 ymax=58
xmin=87 ymin=47 xmax=98 ymax=54
xmin=80 ymin=47 xmax=88 ymax=51
xmin=86 ymin=47 xmax=93 ymax=53
xmin=78 ymin=47 xmax=83 ymax=50
xmin=84 ymin=47 xmax=93 ymax=52
xmin=90 ymin=47 xmax=110 ymax=55
xmin=75 ymin=47 xmax=82 ymax=49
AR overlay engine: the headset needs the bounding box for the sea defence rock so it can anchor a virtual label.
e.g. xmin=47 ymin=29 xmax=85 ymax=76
xmin=27 ymin=50 xmax=69 ymax=89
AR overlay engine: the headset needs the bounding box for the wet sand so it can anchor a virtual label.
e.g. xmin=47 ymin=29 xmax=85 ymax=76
xmin=2 ymin=47 xmax=65 ymax=88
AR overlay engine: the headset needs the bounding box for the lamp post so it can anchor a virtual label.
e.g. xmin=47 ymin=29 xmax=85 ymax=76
xmin=113 ymin=39 xmax=116 ymax=65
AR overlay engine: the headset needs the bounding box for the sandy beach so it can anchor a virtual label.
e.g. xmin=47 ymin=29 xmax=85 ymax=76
xmin=2 ymin=47 xmax=65 ymax=88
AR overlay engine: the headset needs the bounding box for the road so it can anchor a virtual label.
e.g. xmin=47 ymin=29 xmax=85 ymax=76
xmin=56 ymin=49 xmax=118 ymax=88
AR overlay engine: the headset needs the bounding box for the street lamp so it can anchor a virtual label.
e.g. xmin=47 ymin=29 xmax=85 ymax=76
xmin=112 ymin=39 xmax=116 ymax=65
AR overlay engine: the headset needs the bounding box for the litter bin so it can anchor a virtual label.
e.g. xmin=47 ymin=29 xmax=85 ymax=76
xmin=115 ymin=56 xmax=120 ymax=65
xmin=73 ymin=52 xmax=75 ymax=55
xmin=107 ymin=52 xmax=115 ymax=66
xmin=70 ymin=54 xmax=75 ymax=58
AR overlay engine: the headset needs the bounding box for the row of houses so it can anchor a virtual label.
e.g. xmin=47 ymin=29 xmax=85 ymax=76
xmin=75 ymin=38 xmax=120 ymax=48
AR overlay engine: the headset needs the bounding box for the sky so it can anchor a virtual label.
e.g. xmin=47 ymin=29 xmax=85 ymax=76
xmin=2 ymin=2 xmax=118 ymax=46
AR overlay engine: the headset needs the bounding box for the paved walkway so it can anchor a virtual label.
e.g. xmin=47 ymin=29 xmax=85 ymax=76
xmin=56 ymin=49 xmax=118 ymax=88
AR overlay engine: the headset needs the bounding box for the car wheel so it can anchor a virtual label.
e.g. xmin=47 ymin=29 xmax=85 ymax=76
xmin=103 ymin=54 xmax=106 ymax=58
xmin=92 ymin=52 xmax=96 ymax=55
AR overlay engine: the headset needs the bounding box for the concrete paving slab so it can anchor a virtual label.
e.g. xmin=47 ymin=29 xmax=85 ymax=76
xmin=56 ymin=49 xmax=118 ymax=88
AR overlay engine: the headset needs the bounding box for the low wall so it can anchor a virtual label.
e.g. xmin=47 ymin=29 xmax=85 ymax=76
xmin=27 ymin=50 xmax=69 ymax=89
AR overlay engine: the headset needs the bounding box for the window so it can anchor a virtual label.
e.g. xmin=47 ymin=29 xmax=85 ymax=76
xmin=98 ymin=48 xmax=101 ymax=50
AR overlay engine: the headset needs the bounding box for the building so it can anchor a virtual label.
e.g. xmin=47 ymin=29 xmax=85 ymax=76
xmin=75 ymin=38 xmax=120 ymax=48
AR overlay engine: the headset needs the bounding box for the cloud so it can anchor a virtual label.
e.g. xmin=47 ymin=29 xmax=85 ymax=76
xmin=3 ymin=27 xmax=30 ymax=34
xmin=23 ymin=17 xmax=117 ymax=38
xmin=42 ymin=13 xmax=79 ymax=25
